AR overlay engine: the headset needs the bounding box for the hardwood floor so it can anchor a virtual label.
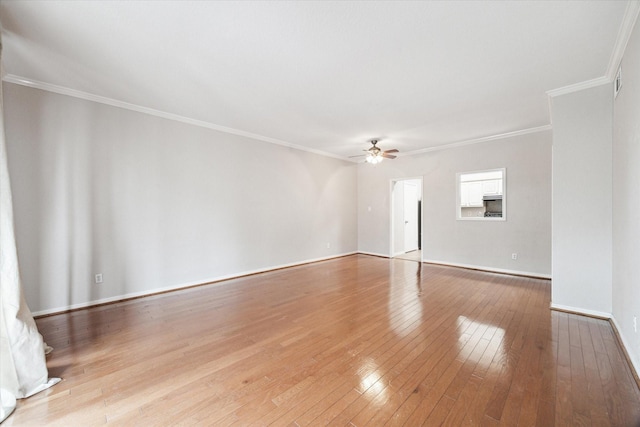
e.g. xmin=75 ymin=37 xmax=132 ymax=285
xmin=9 ymin=255 xmax=640 ymax=426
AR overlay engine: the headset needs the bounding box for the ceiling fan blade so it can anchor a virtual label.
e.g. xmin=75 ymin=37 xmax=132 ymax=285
xmin=349 ymin=154 xmax=366 ymax=158
xmin=382 ymin=153 xmax=397 ymax=159
xmin=384 ymin=149 xmax=399 ymax=154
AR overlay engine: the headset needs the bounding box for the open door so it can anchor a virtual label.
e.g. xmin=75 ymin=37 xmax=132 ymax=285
xmin=391 ymin=178 xmax=422 ymax=260
xmin=403 ymin=181 xmax=419 ymax=252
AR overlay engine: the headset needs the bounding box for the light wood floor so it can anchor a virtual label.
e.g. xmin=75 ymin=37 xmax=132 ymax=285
xmin=394 ymin=250 xmax=422 ymax=262
xmin=9 ymin=255 xmax=640 ymax=426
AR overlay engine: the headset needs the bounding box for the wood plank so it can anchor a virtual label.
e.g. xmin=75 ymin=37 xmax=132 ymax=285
xmin=5 ymin=255 xmax=638 ymax=426
xmin=594 ymin=323 xmax=640 ymax=427
xmin=555 ymin=312 xmax=575 ymax=426
xmin=578 ymin=317 xmax=610 ymax=427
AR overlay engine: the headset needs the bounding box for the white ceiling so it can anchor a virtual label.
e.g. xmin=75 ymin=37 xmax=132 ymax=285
xmin=0 ymin=1 xmax=634 ymax=160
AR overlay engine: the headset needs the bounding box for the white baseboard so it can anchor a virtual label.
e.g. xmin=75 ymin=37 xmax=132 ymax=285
xmin=550 ymin=303 xmax=612 ymax=319
xmin=422 ymin=259 xmax=551 ymax=279
xmin=33 ymin=251 xmax=357 ymax=317
xmin=357 ymin=251 xmax=391 ymax=258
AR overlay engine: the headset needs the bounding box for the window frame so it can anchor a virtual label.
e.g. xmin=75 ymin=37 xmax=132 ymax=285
xmin=456 ymin=168 xmax=506 ymax=221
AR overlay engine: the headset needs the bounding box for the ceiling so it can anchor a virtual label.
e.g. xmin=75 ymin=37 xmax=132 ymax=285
xmin=0 ymin=1 xmax=634 ymax=160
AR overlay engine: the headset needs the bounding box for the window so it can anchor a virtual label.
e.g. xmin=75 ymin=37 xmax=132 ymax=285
xmin=456 ymin=168 xmax=506 ymax=220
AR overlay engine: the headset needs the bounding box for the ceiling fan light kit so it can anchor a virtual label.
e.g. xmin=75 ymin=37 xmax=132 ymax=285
xmin=361 ymin=139 xmax=398 ymax=165
xmin=365 ymin=152 xmax=384 ymax=164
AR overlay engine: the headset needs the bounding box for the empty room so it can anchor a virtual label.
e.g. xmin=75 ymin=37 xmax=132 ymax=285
xmin=1 ymin=1 xmax=639 ymax=425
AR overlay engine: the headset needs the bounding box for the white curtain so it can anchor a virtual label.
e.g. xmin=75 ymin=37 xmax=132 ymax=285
xmin=0 ymin=36 xmax=60 ymax=423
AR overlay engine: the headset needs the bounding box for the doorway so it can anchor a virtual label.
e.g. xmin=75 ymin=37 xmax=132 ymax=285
xmin=391 ymin=178 xmax=422 ymax=262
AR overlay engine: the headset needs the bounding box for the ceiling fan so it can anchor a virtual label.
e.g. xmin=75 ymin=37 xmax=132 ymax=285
xmin=350 ymin=139 xmax=399 ymax=164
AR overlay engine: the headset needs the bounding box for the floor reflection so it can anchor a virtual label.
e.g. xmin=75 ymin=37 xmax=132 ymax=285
xmin=456 ymin=315 xmax=506 ymax=370
xmin=358 ymin=362 xmax=387 ymax=402
xmin=388 ymin=261 xmax=424 ymax=337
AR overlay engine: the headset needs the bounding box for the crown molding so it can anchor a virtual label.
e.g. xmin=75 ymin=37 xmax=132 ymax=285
xmin=400 ymin=124 xmax=553 ymax=158
xmin=546 ymin=76 xmax=610 ymax=98
xmin=547 ymin=1 xmax=640 ymax=98
xmin=606 ymin=0 xmax=640 ymax=81
xmin=2 ymin=74 xmax=348 ymax=161
xmin=7 ymin=73 xmax=552 ymax=164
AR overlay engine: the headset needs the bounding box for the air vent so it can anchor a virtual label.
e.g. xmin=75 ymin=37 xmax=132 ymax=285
xmin=614 ymin=66 xmax=622 ymax=98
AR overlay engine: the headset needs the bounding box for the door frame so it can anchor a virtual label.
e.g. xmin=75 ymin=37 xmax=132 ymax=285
xmin=389 ymin=176 xmax=423 ymax=260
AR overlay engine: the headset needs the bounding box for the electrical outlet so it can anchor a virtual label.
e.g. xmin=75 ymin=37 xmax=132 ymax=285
xmin=327 ymin=242 xmax=331 ymax=249
xmin=511 ymin=253 xmax=518 ymax=260
xmin=94 ymin=273 xmax=103 ymax=284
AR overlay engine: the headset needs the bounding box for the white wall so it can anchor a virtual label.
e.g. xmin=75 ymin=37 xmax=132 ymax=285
xmin=612 ymin=15 xmax=640 ymax=377
xmin=358 ymin=131 xmax=552 ymax=277
xmin=4 ymin=83 xmax=358 ymax=314
xmin=550 ymin=84 xmax=613 ymax=316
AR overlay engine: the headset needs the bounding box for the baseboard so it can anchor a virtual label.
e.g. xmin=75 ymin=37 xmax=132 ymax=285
xmin=357 ymin=251 xmax=391 ymax=258
xmin=422 ymin=259 xmax=551 ymax=280
xmin=33 ymin=251 xmax=357 ymax=317
xmin=609 ymin=316 xmax=640 ymax=390
xmin=549 ymin=303 xmax=612 ymax=320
